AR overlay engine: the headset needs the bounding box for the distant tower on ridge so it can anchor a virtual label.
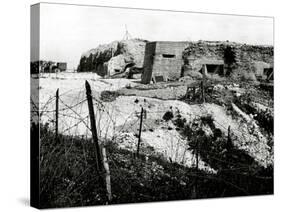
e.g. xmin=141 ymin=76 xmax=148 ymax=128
xmin=123 ymin=24 xmax=132 ymax=40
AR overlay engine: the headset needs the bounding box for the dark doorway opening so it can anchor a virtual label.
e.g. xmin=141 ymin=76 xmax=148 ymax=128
xmin=206 ymin=64 xmax=224 ymax=76
xmin=264 ymin=68 xmax=273 ymax=80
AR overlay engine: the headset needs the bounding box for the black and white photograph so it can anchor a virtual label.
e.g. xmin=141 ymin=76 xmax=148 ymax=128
xmin=30 ymin=2 xmax=273 ymax=209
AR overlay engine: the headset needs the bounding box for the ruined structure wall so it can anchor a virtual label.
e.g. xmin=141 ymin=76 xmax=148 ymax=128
xmin=153 ymin=42 xmax=187 ymax=80
xmin=142 ymin=41 xmax=188 ymax=83
xmin=79 ymin=39 xmax=147 ymax=76
xmin=183 ymin=41 xmax=273 ymax=75
xmin=235 ymin=45 xmax=273 ymax=72
xmin=184 ymin=42 xmax=225 ymax=74
xmin=141 ymin=42 xmax=156 ymax=83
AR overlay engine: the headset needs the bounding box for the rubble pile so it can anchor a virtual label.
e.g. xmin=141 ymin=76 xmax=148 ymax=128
xmin=78 ymin=39 xmax=147 ymax=76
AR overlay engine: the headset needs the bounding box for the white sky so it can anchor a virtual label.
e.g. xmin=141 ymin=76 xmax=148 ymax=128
xmin=38 ymin=3 xmax=274 ymax=69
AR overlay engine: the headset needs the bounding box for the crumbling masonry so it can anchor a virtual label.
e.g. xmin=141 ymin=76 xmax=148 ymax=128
xmin=141 ymin=40 xmax=273 ymax=84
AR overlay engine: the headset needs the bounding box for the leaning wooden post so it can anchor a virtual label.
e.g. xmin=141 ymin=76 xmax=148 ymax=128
xmin=101 ymin=146 xmax=112 ymax=202
xmin=191 ymin=135 xmax=199 ymax=199
xmin=185 ymin=86 xmax=189 ymax=98
xmin=193 ymin=87 xmax=196 ymax=98
xmin=136 ymin=107 xmax=144 ymax=157
xmin=201 ymin=65 xmax=206 ymax=103
xmin=195 ymin=136 xmax=199 ymax=198
xmin=201 ymin=81 xmax=205 ymax=103
xmin=85 ymin=80 xmax=103 ymax=173
xmin=227 ymin=126 xmax=232 ymax=151
xmin=55 ymin=89 xmax=59 ymax=140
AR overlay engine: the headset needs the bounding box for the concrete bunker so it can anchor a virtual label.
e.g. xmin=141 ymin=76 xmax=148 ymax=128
xmin=184 ymin=58 xmax=225 ymax=77
xmin=252 ymin=61 xmax=273 ymax=81
xmin=141 ymin=41 xmax=189 ymax=84
xmin=141 ymin=40 xmax=273 ymax=84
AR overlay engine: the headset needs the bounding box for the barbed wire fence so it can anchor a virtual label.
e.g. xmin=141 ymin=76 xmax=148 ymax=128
xmin=31 ymin=78 xmax=273 ymax=202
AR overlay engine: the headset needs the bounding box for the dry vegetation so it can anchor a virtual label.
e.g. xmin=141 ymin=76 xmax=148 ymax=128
xmin=32 ymin=70 xmax=273 ymax=208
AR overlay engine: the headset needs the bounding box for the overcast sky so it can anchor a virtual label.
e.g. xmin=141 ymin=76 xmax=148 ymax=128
xmin=37 ymin=3 xmax=274 ymax=69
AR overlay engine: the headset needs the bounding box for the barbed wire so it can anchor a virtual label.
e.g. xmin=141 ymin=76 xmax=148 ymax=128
xmin=36 ymin=87 xmax=267 ymax=152
xmin=34 ymin=78 xmax=273 ymax=201
xmin=61 ymin=115 xmax=90 ymax=134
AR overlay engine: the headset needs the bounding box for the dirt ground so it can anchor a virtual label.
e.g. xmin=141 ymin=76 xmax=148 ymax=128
xmin=33 ymin=72 xmax=273 ymax=172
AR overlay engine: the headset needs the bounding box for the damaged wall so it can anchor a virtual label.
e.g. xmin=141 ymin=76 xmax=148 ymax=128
xmin=78 ymin=39 xmax=147 ymax=77
xmin=141 ymin=41 xmax=189 ymax=84
xmin=142 ymin=40 xmax=273 ymax=84
xmin=79 ymin=39 xmax=273 ymax=82
xmin=182 ymin=41 xmax=274 ymax=78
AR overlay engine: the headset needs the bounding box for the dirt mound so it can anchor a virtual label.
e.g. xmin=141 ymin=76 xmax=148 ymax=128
xmin=109 ymin=96 xmax=273 ymax=168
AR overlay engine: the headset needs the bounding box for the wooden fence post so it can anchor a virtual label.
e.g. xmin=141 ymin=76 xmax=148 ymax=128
xmin=185 ymin=86 xmax=189 ymax=98
xmin=55 ymin=89 xmax=59 ymax=140
xmin=191 ymin=135 xmax=199 ymax=199
xmin=195 ymin=136 xmax=199 ymax=198
xmin=101 ymin=146 xmax=112 ymax=202
xmin=201 ymin=64 xmax=207 ymax=103
xmin=85 ymin=80 xmax=103 ymax=173
xmin=227 ymin=125 xmax=232 ymax=151
xmin=136 ymin=107 xmax=144 ymax=157
xmin=201 ymin=81 xmax=205 ymax=103
xmin=193 ymin=87 xmax=196 ymax=96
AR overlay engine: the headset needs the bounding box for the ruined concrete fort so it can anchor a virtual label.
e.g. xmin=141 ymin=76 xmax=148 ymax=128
xmin=141 ymin=40 xmax=273 ymax=84
xmin=141 ymin=41 xmax=188 ymax=83
xmin=78 ymin=39 xmax=273 ymax=83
